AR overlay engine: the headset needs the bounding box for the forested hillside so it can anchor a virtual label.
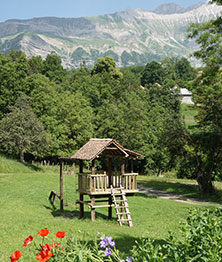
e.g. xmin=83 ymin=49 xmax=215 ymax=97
xmin=0 ymin=51 xmax=195 ymax=174
xmin=1 ymin=0 xmax=222 ymax=197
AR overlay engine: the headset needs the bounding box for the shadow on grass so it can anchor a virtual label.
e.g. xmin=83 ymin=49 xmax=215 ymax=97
xmin=24 ymin=162 xmax=42 ymax=171
xmin=85 ymin=234 xmax=167 ymax=256
xmin=134 ymin=192 xmax=157 ymax=199
xmin=44 ymin=204 xmax=118 ymax=221
xmin=138 ymin=179 xmax=222 ymax=204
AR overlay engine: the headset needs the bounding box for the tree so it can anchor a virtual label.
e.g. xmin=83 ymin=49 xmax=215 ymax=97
xmin=0 ymin=51 xmax=31 ymax=119
xmin=0 ymin=95 xmax=50 ymax=162
xmin=183 ymin=0 xmax=222 ymax=193
xmin=91 ymin=56 xmax=123 ymax=80
xmin=141 ymin=61 xmax=165 ymax=87
xmin=42 ymin=52 xmax=67 ymax=83
xmin=30 ymin=76 xmax=94 ymax=156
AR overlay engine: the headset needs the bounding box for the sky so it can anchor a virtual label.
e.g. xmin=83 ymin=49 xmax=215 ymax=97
xmin=0 ymin=0 xmax=205 ymax=23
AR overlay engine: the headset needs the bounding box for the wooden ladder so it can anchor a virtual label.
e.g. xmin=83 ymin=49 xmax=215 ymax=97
xmin=111 ymin=185 xmax=133 ymax=227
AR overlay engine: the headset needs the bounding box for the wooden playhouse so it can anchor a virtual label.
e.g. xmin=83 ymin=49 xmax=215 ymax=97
xmin=54 ymin=138 xmax=144 ymax=226
xmin=72 ymin=138 xmax=144 ymax=226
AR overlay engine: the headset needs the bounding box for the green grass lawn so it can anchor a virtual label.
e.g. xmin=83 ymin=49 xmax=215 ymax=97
xmin=0 ymin=169 xmax=204 ymax=261
xmin=0 ymin=155 xmax=219 ymax=261
xmin=138 ymin=175 xmax=222 ymax=204
xmin=180 ymin=104 xmax=198 ymax=128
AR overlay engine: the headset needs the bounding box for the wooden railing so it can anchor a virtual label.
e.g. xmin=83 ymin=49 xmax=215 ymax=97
xmin=78 ymin=173 xmax=138 ymax=194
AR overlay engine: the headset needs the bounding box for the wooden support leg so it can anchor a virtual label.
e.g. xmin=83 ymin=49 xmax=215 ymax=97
xmin=108 ymin=195 xmax=112 ymax=219
xmin=80 ymin=194 xmax=84 ymax=219
xmin=91 ymin=196 xmax=96 ymax=222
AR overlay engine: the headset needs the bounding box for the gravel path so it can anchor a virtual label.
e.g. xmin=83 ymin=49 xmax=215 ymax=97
xmin=137 ymin=184 xmax=221 ymax=206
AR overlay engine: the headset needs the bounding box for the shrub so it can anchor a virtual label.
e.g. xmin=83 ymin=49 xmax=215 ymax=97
xmin=132 ymin=208 xmax=222 ymax=262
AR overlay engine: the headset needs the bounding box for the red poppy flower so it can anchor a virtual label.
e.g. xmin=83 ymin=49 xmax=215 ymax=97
xmin=56 ymin=231 xmax=66 ymax=238
xmin=10 ymin=250 xmax=22 ymax=262
xmin=37 ymin=228 xmax=50 ymax=237
xmin=23 ymin=235 xmax=33 ymax=246
xmin=36 ymin=244 xmax=53 ymax=262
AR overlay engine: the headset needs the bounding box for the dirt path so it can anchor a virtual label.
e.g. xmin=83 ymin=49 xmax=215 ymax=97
xmin=137 ymin=184 xmax=221 ymax=207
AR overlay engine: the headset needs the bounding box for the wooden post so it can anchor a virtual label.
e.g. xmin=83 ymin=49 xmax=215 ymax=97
xmin=108 ymin=195 xmax=112 ymax=219
xmin=92 ymin=159 xmax=96 ymax=175
xmin=121 ymin=159 xmax=125 ymax=175
xmin=121 ymin=158 xmax=125 ymax=188
xmin=108 ymin=157 xmax=112 ymax=187
xmin=59 ymin=160 xmax=64 ymax=212
xmin=91 ymin=196 xmax=96 ymax=221
xmin=80 ymin=193 xmax=84 ymax=218
xmin=131 ymin=159 xmax=134 ymax=173
xmin=79 ymin=160 xmax=83 ymax=173
xmin=108 ymin=157 xmax=113 ymax=218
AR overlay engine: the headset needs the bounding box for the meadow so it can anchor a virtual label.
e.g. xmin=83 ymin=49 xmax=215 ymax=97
xmin=0 ymin=155 xmax=219 ymax=261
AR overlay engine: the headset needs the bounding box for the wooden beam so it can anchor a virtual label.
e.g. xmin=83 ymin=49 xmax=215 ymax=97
xmin=92 ymin=159 xmax=96 ymax=175
xmin=91 ymin=196 xmax=96 ymax=221
xmin=108 ymin=195 xmax=112 ymax=219
xmin=121 ymin=159 xmax=125 ymax=175
xmin=59 ymin=160 xmax=64 ymax=212
xmin=79 ymin=193 xmax=84 ymax=218
xmin=108 ymin=157 xmax=112 ymax=187
xmin=131 ymin=159 xmax=134 ymax=173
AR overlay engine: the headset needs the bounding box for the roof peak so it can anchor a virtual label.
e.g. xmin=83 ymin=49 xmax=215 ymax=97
xmin=90 ymin=138 xmax=113 ymax=141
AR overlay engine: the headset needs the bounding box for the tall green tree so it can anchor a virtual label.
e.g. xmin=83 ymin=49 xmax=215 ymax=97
xmin=0 ymin=95 xmax=50 ymax=162
xmin=182 ymin=0 xmax=222 ymax=193
xmin=30 ymin=75 xmax=94 ymax=156
xmin=141 ymin=61 xmax=165 ymax=87
xmin=0 ymin=51 xmax=31 ymax=119
xmin=42 ymin=52 xmax=67 ymax=83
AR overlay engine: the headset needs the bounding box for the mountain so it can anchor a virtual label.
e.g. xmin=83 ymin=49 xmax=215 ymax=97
xmin=0 ymin=1 xmax=221 ymax=68
xmin=153 ymin=2 xmax=204 ymax=14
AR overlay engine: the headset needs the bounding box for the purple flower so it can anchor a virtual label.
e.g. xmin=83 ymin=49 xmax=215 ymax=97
xmin=100 ymin=237 xmax=108 ymax=249
xmin=106 ymin=236 xmax=115 ymax=247
xmin=104 ymin=248 xmax=112 ymax=256
xmin=126 ymin=257 xmax=133 ymax=262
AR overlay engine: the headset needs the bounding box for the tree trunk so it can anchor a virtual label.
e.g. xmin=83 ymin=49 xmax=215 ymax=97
xmin=19 ymin=147 xmax=25 ymax=163
xmin=197 ymin=171 xmax=215 ymax=194
xmin=157 ymin=168 xmax=162 ymax=177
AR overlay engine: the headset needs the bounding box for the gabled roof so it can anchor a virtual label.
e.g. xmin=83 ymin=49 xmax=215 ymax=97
xmin=71 ymin=138 xmax=144 ymax=161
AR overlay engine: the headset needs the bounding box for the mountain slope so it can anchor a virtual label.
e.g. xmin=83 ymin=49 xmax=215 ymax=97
xmin=0 ymin=2 xmax=221 ymax=68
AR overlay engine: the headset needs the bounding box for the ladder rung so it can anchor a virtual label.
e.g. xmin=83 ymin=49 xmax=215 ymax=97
xmin=116 ymin=212 xmax=130 ymax=215
xmin=118 ymin=219 xmax=132 ymax=222
xmin=115 ymin=199 xmax=126 ymax=202
xmin=115 ymin=204 xmax=128 ymax=208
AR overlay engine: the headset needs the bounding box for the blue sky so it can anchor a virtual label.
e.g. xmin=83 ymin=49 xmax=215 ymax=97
xmin=1 ymin=0 xmax=205 ymax=22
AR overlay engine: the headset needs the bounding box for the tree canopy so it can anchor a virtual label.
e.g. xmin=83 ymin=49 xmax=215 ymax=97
xmin=0 ymin=95 xmax=50 ymax=162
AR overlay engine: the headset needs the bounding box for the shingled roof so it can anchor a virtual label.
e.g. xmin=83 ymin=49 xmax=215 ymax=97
xmin=71 ymin=138 xmax=144 ymax=161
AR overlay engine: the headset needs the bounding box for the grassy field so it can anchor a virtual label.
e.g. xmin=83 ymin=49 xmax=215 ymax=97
xmin=138 ymin=175 xmax=222 ymax=204
xmin=0 ymin=156 xmax=218 ymax=261
xmin=180 ymin=104 xmax=198 ymax=127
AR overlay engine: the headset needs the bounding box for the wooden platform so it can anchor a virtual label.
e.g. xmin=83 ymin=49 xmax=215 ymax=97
xmin=78 ymin=172 xmax=138 ymax=195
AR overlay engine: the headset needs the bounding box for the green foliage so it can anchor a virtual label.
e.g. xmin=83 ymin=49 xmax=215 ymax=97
xmin=91 ymin=56 xmax=123 ymax=80
xmin=30 ymin=77 xmax=94 ymax=156
xmin=42 ymin=51 xmax=67 ymax=83
xmin=188 ymin=17 xmax=222 ymax=67
xmin=0 ymin=51 xmax=31 ymax=119
xmin=132 ymin=208 xmax=222 ymax=261
xmin=211 ymin=0 xmax=222 ymax=4
xmin=0 ymin=94 xmax=50 ymax=162
xmin=182 ymin=0 xmax=222 ymax=192
xmin=141 ymin=61 xmax=165 ymax=87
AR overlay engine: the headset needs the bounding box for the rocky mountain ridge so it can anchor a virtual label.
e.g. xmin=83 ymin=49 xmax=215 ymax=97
xmin=0 ymin=1 xmax=221 ymax=68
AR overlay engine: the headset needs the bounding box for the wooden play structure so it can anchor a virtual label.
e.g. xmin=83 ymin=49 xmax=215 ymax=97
xmin=53 ymin=138 xmax=143 ymax=227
